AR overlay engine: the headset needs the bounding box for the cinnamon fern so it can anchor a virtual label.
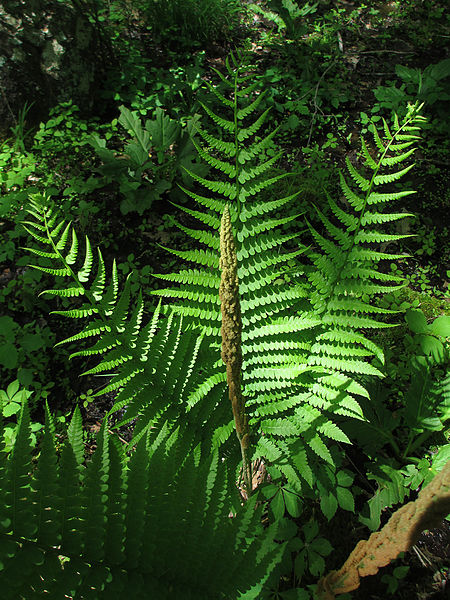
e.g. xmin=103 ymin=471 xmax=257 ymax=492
xmin=21 ymin=52 xmax=426 ymax=502
xmin=152 ymin=52 xmax=426 ymax=491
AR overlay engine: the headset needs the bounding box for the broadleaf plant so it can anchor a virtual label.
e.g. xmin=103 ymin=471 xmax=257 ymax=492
xmin=89 ymin=105 xmax=206 ymax=215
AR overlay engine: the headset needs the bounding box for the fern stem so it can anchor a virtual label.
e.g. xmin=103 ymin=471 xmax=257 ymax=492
xmin=219 ymin=205 xmax=252 ymax=496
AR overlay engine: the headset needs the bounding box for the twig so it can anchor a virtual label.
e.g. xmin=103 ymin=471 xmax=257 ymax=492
xmin=307 ymin=61 xmax=335 ymax=148
xmin=94 ymin=422 xmax=129 ymax=445
xmin=349 ymin=49 xmax=415 ymax=54
xmin=411 ymin=543 xmax=433 ymax=568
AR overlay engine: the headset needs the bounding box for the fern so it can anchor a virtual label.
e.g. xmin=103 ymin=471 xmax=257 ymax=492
xmin=0 ymin=401 xmax=284 ymax=599
xmin=22 ymin=54 xmax=425 ymax=505
xmin=153 ymin=53 xmax=330 ymax=486
xmin=152 ymin=51 xmax=426 ymax=493
xmin=22 ymin=195 xmax=230 ymax=451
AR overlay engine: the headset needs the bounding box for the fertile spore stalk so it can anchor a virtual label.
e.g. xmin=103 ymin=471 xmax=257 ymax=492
xmin=219 ymin=205 xmax=252 ymax=497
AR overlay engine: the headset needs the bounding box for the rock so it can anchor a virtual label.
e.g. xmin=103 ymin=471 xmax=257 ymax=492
xmin=0 ymin=0 xmax=113 ymax=135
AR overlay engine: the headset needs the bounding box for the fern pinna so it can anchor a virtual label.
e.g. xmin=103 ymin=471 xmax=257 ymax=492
xmin=153 ymin=53 xmax=426 ymax=493
xmin=0 ymin=401 xmax=283 ymax=599
xmin=21 ymin=196 xmax=230 ymax=450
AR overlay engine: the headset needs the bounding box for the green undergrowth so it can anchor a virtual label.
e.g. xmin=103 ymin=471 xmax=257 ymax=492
xmin=0 ymin=4 xmax=449 ymax=597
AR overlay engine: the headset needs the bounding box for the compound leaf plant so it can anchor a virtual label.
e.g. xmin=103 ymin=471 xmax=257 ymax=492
xmin=8 ymin=49 xmax=442 ymax=597
xmin=153 ymin=51 xmax=428 ymax=494
xmin=0 ymin=401 xmax=283 ymax=598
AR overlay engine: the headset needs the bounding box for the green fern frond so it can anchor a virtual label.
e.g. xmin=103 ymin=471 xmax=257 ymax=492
xmin=156 ymin=67 xmax=424 ymax=494
xmin=304 ymin=102 xmax=425 ymax=397
xmin=22 ymin=58 xmax=426 ymax=509
xmin=22 ymin=198 xmax=230 ymax=449
xmin=0 ymin=405 xmax=284 ymax=599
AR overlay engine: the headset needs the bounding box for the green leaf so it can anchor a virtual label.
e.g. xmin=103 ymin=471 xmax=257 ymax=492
xmin=403 ymin=464 xmax=424 ymax=490
xmin=6 ymin=380 xmax=20 ymax=398
xmin=336 ymin=470 xmax=354 ymax=488
xmin=118 ymin=106 xmax=151 ymax=164
xmin=294 ymin=550 xmax=307 ymax=579
xmin=302 ymin=520 xmax=319 ymax=543
xmin=428 ymin=58 xmax=450 ymax=82
xmin=393 ymin=565 xmax=410 ymax=579
xmin=0 ymin=344 xmax=18 ymax=369
xmin=395 ymin=64 xmax=420 ymax=84
xmin=308 ymin=550 xmax=325 ymax=577
xmin=336 ymin=486 xmax=355 ymax=512
xmin=283 ymin=489 xmax=302 ymax=518
xmin=17 ymin=369 xmax=33 ymax=387
xmin=261 ymin=483 xmax=278 ymax=499
xmin=430 ymin=315 xmax=450 ymax=338
xmin=311 ymin=537 xmax=333 ymax=557
xmin=19 ymin=333 xmax=45 ymax=352
xmin=320 ymin=492 xmax=338 ymax=521
xmin=431 ymin=444 xmax=450 ymax=472
xmin=146 ymin=107 xmax=180 ymax=153
xmin=3 ymin=402 xmax=21 ymax=417
xmin=270 ymin=490 xmax=285 ymax=520
xmin=418 ymin=335 xmax=444 ymax=361
xmin=405 ymin=308 xmax=428 ymax=333
xmin=0 ymin=317 xmax=17 ymax=340
xmin=287 ymin=114 xmax=300 ymax=130
xmin=275 ymin=517 xmax=298 ymax=541
xmin=67 ymin=406 xmax=84 ymax=466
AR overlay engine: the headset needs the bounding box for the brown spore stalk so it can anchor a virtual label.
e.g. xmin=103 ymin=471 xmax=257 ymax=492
xmin=316 ymin=460 xmax=450 ymax=599
xmin=219 ymin=205 xmax=252 ymax=496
